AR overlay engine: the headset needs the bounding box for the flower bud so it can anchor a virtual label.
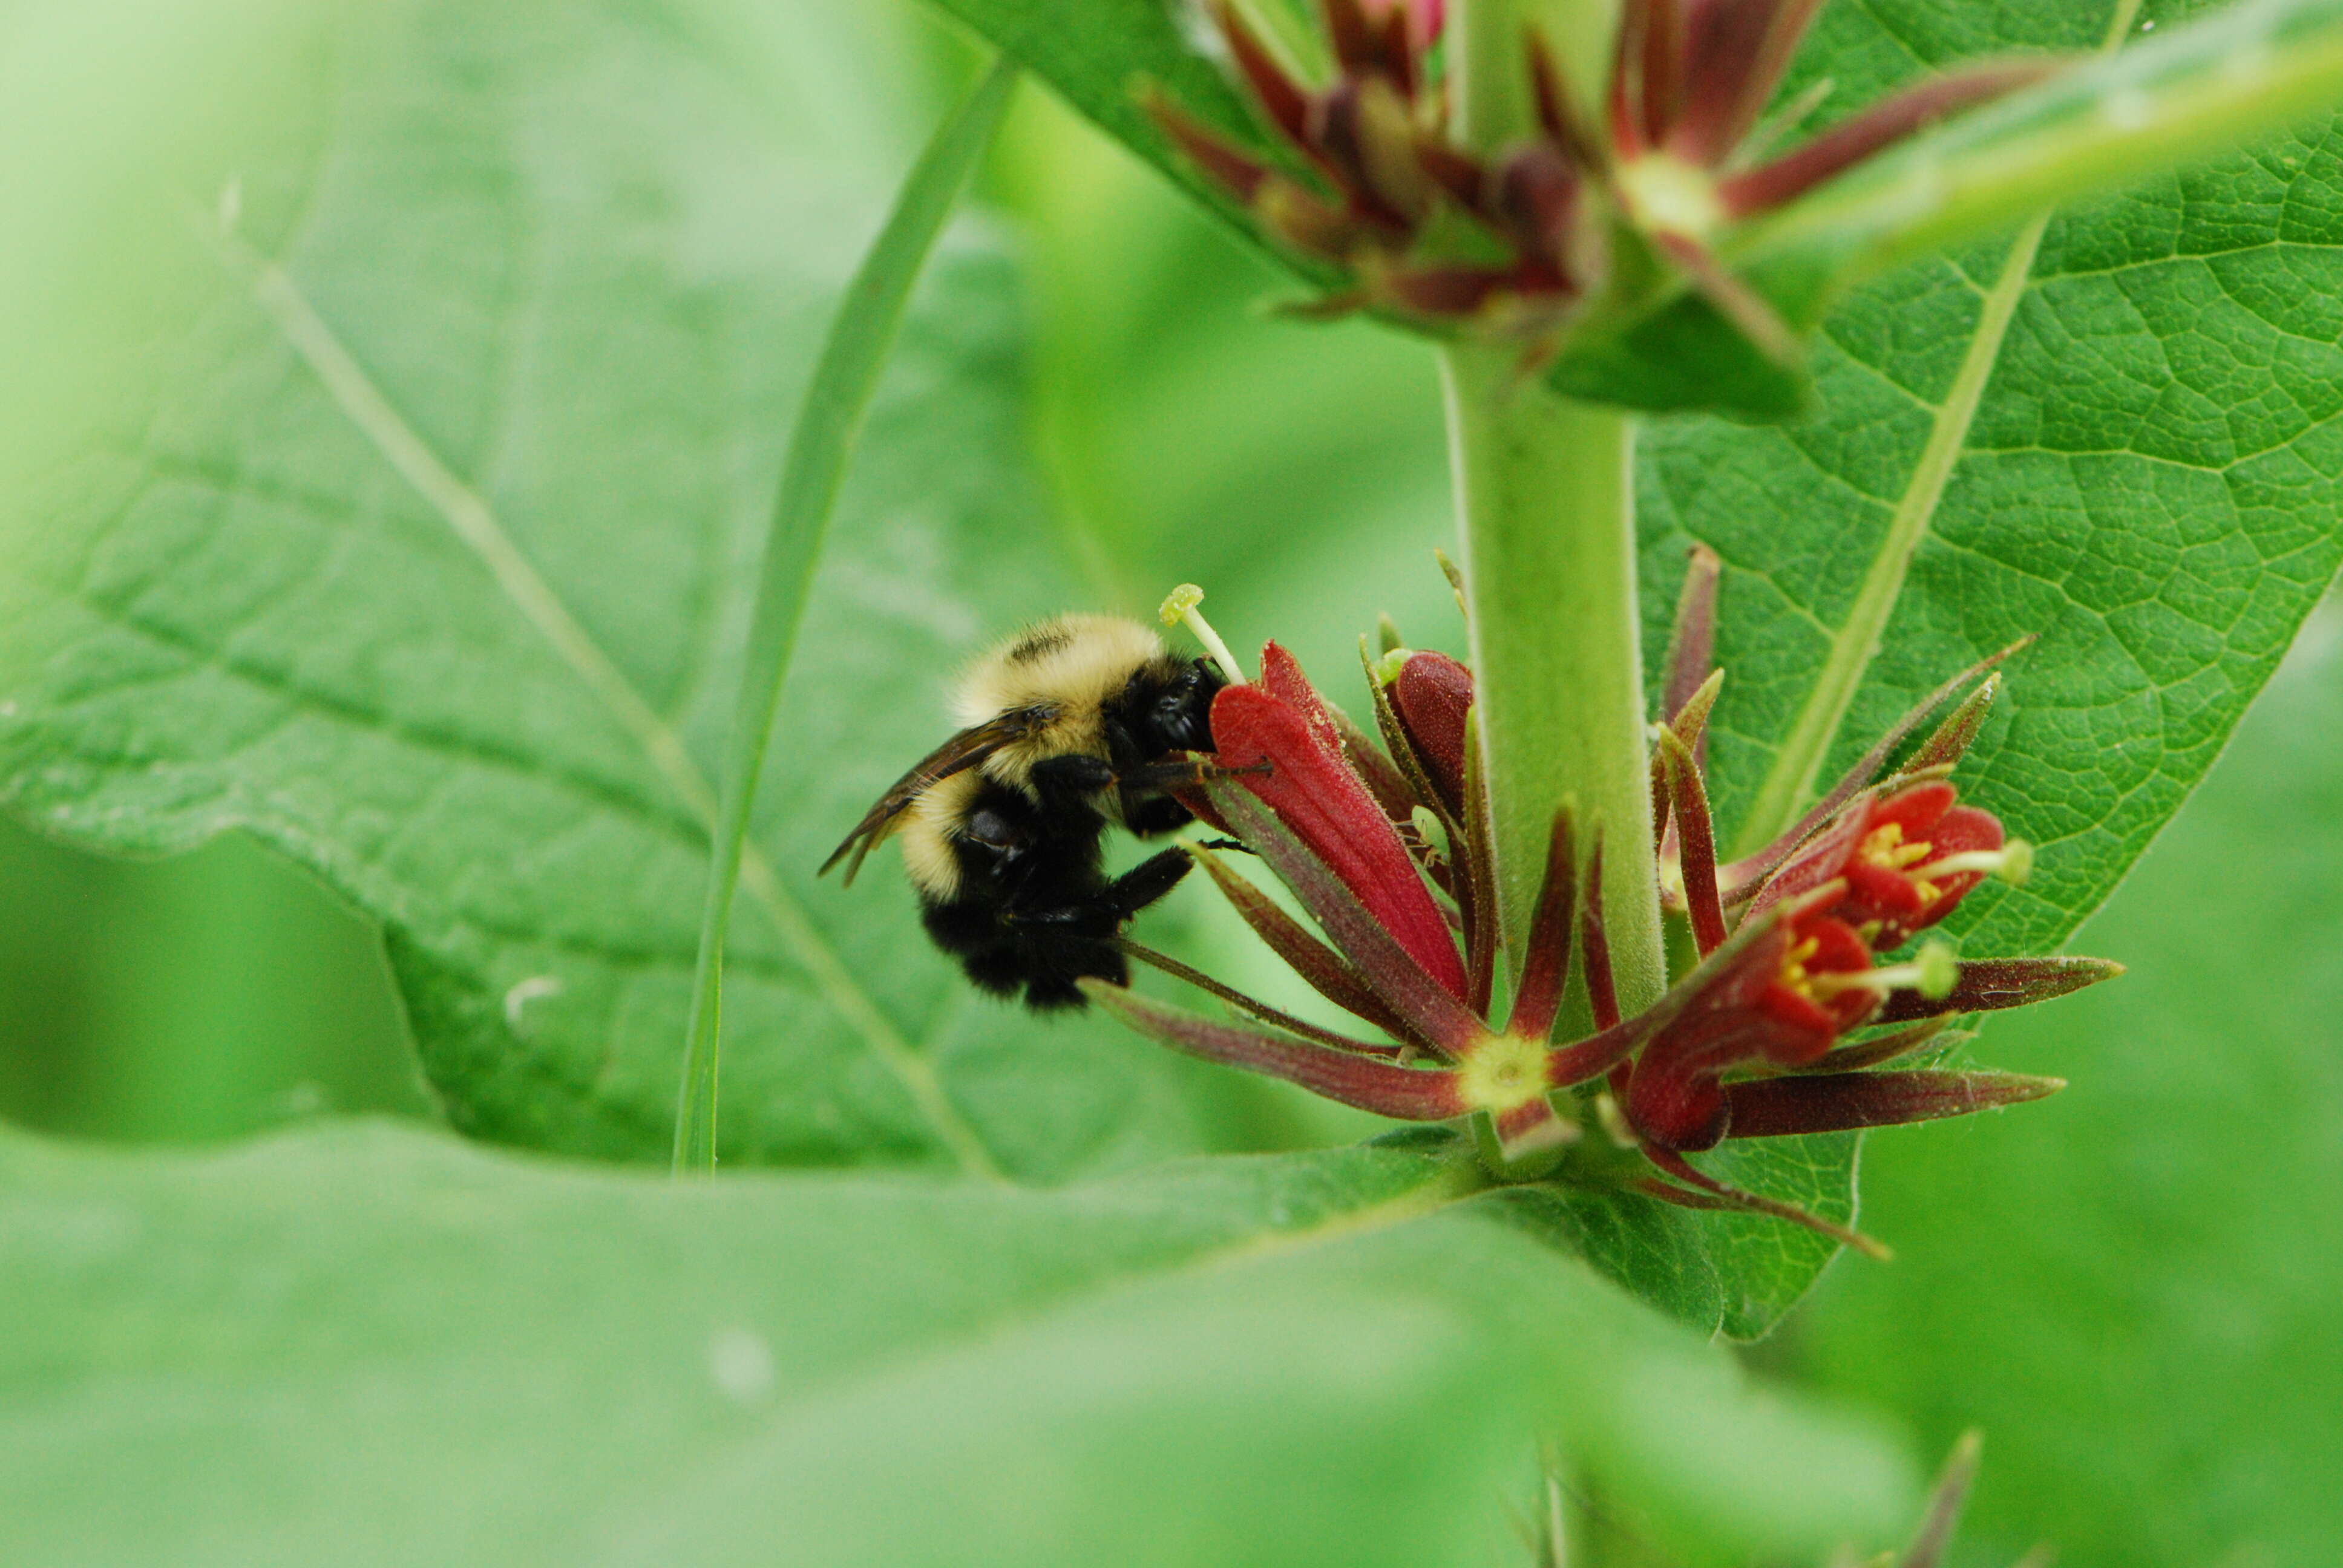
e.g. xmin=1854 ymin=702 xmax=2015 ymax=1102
xmin=1361 ymin=0 xmax=1443 ymax=52
xmin=1389 ymin=650 xmax=1473 ymax=818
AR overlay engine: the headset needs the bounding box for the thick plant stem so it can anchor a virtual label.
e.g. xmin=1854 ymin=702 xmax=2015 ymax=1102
xmin=1443 ymin=0 xmax=1665 ymax=1016
xmin=1443 ymin=350 xmax=1666 ymax=1016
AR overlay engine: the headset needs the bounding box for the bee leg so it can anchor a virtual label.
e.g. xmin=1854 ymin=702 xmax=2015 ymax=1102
xmin=1002 ymin=850 xmax=1193 ymax=1010
xmin=1103 ymin=847 xmax=1194 ymax=915
xmin=1122 ymin=792 xmax=1195 ymax=837
xmin=1026 ymin=753 xmax=1118 ymax=806
xmin=1114 ymin=757 xmax=1271 ymax=793
xmin=1010 ymin=850 xmax=1190 ymax=923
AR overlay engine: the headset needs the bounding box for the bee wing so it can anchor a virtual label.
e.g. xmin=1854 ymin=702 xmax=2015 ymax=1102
xmin=819 ymin=706 xmax=1053 ymax=885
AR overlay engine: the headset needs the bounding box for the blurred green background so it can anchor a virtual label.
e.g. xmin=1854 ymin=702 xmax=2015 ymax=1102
xmin=2 ymin=6 xmax=2336 ymax=1564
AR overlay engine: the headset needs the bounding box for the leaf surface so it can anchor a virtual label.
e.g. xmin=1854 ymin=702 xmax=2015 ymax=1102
xmin=1628 ymin=0 xmax=2343 ymax=1322
xmin=1646 ymin=0 xmax=2343 ymax=956
xmin=0 ymin=1119 xmax=1918 ymax=1567
xmin=0 ymin=0 xmax=1271 ymax=1180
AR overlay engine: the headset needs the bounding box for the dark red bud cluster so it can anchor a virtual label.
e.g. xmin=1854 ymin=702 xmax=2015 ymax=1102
xmin=1150 ymin=0 xmax=1598 ymax=335
xmin=1150 ymin=0 xmax=2060 ymax=360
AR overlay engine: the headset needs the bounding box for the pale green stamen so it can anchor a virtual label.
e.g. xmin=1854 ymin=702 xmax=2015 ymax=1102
xmin=1815 ymin=939 xmax=1961 ymax=1001
xmin=1918 ymin=839 xmax=2034 ymax=889
xmin=1159 ymin=583 xmax=1247 ymax=686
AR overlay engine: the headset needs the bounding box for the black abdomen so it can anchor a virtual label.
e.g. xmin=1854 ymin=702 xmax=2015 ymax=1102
xmin=920 ymin=774 xmax=1190 ymax=1010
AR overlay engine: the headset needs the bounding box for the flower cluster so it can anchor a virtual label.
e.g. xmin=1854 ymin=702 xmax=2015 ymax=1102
xmin=1088 ymin=569 xmax=2117 ymax=1252
xmin=1152 ymin=0 xmax=2055 ymax=359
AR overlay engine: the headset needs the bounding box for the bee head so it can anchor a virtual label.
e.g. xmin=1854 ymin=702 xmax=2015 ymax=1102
xmin=1131 ymin=656 xmax=1225 ymax=756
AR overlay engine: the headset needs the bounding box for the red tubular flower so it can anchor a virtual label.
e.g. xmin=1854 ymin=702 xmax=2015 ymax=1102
xmin=1620 ymin=900 xmax=1879 ymax=1152
xmin=1751 ymin=779 xmax=2025 ymax=946
xmin=1211 ymin=642 xmax=1467 ymax=1001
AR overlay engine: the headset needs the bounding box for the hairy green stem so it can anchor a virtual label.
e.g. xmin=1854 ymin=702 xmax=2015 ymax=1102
xmin=673 ymin=58 xmax=1019 ymax=1177
xmin=1443 ymin=359 xmax=1666 ymax=1011
xmin=1443 ymin=0 xmax=1665 ymax=1014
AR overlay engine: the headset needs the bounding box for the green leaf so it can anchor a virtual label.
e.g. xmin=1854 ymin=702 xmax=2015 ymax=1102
xmin=1788 ymin=604 xmax=2343 ymax=1567
xmin=1616 ymin=0 xmax=2342 ymax=1320
xmin=0 ymin=1118 xmax=1921 ymax=1567
xmin=1647 ymin=0 xmax=2343 ymax=961
xmin=1699 ymin=1134 xmax=1865 ymax=1341
xmin=0 ymin=0 xmax=1268 ymax=1179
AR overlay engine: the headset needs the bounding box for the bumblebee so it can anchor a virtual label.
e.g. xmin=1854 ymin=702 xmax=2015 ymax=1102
xmin=821 ymin=614 xmax=1227 ymax=1008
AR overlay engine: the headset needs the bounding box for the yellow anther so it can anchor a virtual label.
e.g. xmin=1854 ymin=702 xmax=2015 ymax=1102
xmin=1777 ymin=934 xmax=1822 ymax=998
xmin=1860 ymin=820 xmax=1934 ymax=871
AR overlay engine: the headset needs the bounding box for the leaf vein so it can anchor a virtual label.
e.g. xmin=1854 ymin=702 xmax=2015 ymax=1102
xmin=202 ymin=234 xmax=1005 ymax=1180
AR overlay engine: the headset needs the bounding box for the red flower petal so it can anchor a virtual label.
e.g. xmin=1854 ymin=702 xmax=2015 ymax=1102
xmin=1625 ymin=1053 xmax=1731 ymax=1151
xmin=1872 ymin=778 xmax=1956 ymax=837
xmin=1931 ymin=804 xmax=2002 ymax=855
xmin=1754 ymin=982 xmax=1841 ymax=1044
xmin=1260 ymin=641 xmax=1345 ymax=757
xmin=1212 ymin=680 xmax=1469 ymax=1000
xmin=1841 ymin=860 xmax=1925 ymax=924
